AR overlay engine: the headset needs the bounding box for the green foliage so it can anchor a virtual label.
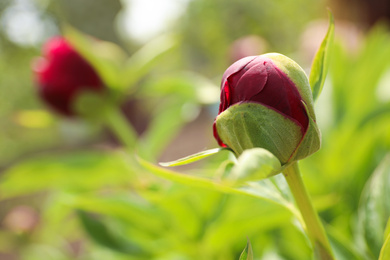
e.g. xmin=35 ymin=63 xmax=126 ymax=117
xmin=1 ymin=1 xmax=390 ymax=259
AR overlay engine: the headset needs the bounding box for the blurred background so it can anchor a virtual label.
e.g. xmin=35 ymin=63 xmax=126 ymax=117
xmin=1 ymin=0 xmax=390 ymax=259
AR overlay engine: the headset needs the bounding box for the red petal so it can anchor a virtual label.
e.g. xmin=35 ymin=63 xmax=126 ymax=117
xmin=233 ymin=58 xmax=268 ymax=103
xmin=220 ymin=56 xmax=257 ymax=89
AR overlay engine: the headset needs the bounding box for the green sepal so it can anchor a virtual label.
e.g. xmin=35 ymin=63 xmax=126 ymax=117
xmin=309 ymin=10 xmax=335 ymax=102
xmin=159 ymin=148 xmax=230 ymax=167
xmin=290 ymin=101 xmax=321 ymax=161
xmin=228 ymin=148 xmax=282 ymax=184
xmin=215 ymin=102 xmax=303 ymax=163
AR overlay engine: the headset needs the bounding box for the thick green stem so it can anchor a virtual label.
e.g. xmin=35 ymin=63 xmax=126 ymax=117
xmin=104 ymin=106 xmax=138 ymax=151
xmin=283 ymin=162 xmax=334 ymax=260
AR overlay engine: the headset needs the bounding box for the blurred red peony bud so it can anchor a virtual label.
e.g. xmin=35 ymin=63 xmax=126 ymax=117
xmin=33 ymin=37 xmax=104 ymax=116
xmin=213 ymin=53 xmax=320 ymax=164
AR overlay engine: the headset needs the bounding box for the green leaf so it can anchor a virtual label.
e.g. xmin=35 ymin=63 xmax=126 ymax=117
xmin=64 ymin=27 xmax=177 ymax=94
xmin=0 ymin=151 xmax=132 ymax=199
xmin=358 ymin=154 xmax=390 ymax=257
xmin=309 ymin=10 xmax=335 ymax=101
xmin=139 ymin=100 xmax=192 ymax=161
xmin=358 ymin=102 xmax=390 ymax=128
xmin=77 ymin=210 xmax=147 ymax=256
xmin=63 ymin=194 xmax=164 ymax=236
xmin=138 ymin=74 xmax=197 ymax=101
xmin=140 ymin=156 xmax=237 ymax=193
xmin=122 ymin=33 xmax=177 ymax=90
xmin=139 ymin=157 xmax=295 ymax=211
xmin=238 ymin=177 xmax=295 ymax=211
xmin=326 ymin=225 xmax=366 ymax=260
xmin=379 ymin=233 xmax=390 ymax=260
xmin=228 ymin=148 xmax=282 ymax=183
xmin=138 ymin=72 xmax=219 ymax=105
xmin=385 ymin=218 xmax=390 ymax=240
xmin=239 ymin=239 xmax=254 ymax=260
xmin=159 ymin=148 xmax=229 ymax=167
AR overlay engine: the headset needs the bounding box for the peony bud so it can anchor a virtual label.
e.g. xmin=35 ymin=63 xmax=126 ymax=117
xmin=213 ymin=53 xmax=320 ymax=164
xmin=33 ymin=37 xmax=104 ymax=116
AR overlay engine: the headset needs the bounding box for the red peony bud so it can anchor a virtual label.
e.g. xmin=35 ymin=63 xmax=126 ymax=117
xmin=213 ymin=53 xmax=320 ymax=163
xmin=33 ymin=37 xmax=104 ymax=116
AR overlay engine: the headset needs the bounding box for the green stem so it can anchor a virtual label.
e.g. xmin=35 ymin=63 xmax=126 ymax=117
xmin=104 ymin=106 xmax=138 ymax=151
xmin=283 ymin=162 xmax=334 ymax=260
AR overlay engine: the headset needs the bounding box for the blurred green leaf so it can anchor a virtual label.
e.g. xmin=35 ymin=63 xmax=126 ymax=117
xmin=239 ymin=239 xmax=253 ymax=260
xmin=64 ymin=27 xmax=176 ymax=95
xmin=64 ymin=26 xmax=125 ymax=90
xmin=77 ymin=210 xmax=147 ymax=256
xmin=326 ymin=225 xmax=365 ymax=260
xmin=159 ymin=148 xmax=229 ymax=167
xmin=65 ymin=183 xmax=294 ymax=259
xmin=309 ymin=10 xmax=334 ymax=101
xmin=357 ymin=154 xmax=390 ymax=258
xmin=330 ymin=24 xmax=390 ymax=125
xmin=139 ymin=74 xmax=197 ymax=100
xmin=229 ymin=148 xmax=282 ymax=184
xmin=379 ymin=233 xmax=390 ymax=260
xmin=0 ymin=150 xmax=132 ymax=199
xmin=358 ymin=102 xmax=390 ymax=128
xmin=62 ymin=194 xmax=165 ymax=236
xmin=191 ymin=73 xmax=221 ymax=105
xmin=122 ymin=34 xmax=177 ymax=90
xmin=138 ymin=157 xmax=296 ymax=214
xmin=385 ymin=218 xmax=390 ymax=240
xmin=239 ymin=177 xmax=295 ymax=213
xmin=139 ymin=100 xmax=190 ymax=161
xmin=138 ymin=72 xmax=219 ymax=105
